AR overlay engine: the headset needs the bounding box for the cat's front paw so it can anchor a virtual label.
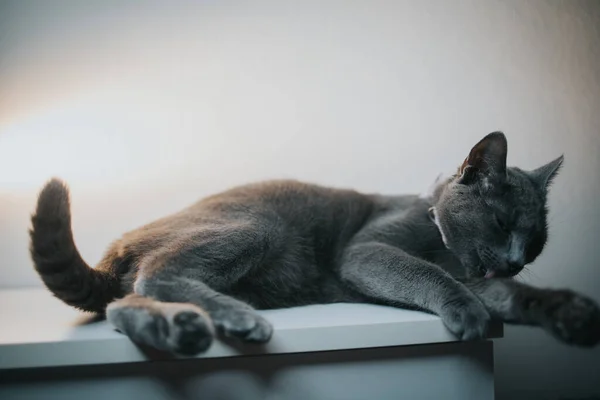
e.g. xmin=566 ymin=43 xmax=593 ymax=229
xmin=538 ymin=290 xmax=600 ymax=347
xmin=440 ymin=295 xmax=491 ymax=341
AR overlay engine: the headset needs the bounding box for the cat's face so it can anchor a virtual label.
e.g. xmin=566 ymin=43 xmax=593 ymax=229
xmin=431 ymin=132 xmax=563 ymax=279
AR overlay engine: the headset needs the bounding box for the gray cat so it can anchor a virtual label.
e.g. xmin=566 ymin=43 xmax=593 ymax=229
xmin=29 ymin=132 xmax=600 ymax=355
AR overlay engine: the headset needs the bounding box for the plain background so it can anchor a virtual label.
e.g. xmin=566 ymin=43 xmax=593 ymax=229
xmin=0 ymin=1 xmax=598 ymax=399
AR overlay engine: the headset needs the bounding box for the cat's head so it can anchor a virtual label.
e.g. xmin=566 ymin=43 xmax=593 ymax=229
xmin=430 ymin=132 xmax=563 ymax=279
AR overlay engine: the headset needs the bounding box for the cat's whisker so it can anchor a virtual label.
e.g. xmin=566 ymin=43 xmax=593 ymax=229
xmin=517 ymin=266 xmax=538 ymax=283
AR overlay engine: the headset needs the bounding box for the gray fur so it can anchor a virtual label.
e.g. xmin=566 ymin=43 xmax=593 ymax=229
xmin=29 ymin=131 xmax=600 ymax=355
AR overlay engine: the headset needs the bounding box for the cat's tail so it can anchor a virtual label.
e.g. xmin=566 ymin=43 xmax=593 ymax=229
xmin=29 ymin=178 xmax=120 ymax=313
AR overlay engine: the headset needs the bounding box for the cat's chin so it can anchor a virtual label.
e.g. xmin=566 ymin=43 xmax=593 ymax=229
xmin=462 ymin=266 xmax=485 ymax=280
xmin=468 ymin=264 xmax=496 ymax=279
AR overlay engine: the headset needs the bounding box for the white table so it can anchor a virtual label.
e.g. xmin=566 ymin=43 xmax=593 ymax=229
xmin=0 ymin=288 xmax=502 ymax=400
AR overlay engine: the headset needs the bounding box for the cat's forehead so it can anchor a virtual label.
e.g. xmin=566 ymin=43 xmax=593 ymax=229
xmin=485 ymin=168 xmax=544 ymax=217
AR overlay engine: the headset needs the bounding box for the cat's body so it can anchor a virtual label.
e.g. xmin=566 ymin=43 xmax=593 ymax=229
xmin=30 ymin=132 xmax=600 ymax=355
xmin=115 ymin=181 xmax=451 ymax=309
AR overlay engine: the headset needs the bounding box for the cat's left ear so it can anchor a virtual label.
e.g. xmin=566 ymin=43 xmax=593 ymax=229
xmin=529 ymin=155 xmax=564 ymax=191
xmin=457 ymin=131 xmax=507 ymax=186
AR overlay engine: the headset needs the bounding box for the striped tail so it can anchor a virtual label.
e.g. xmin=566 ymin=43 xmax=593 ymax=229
xmin=29 ymin=178 xmax=120 ymax=313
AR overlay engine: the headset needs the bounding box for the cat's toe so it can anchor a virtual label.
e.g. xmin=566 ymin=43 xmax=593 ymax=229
xmin=459 ymin=309 xmax=490 ymax=341
xmin=547 ymin=292 xmax=600 ymax=347
xmin=213 ymin=310 xmax=273 ymax=343
xmin=243 ymin=315 xmax=273 ymax=343
xmin=441 ymin=297 xmax=490 ymax=341
xmin=171 ymin=310 xmax=214 ymax=355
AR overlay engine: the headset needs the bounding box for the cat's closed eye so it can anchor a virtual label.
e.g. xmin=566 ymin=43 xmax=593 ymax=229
xmin=495 ymin=214 xmax=510 ymax=233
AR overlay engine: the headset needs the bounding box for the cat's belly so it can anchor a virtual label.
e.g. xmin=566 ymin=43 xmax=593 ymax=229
xmin=225 ymin=267 xmax=363 ymax=310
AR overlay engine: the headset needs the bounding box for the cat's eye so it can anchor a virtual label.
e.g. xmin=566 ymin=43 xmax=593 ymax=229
xmin=495 ymin=214 xmax=510 ymax=233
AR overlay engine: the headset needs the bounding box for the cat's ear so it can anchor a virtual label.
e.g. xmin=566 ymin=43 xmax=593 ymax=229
xmin=457 ymin=131 xmax=507 ymax=186
xmin=529 ymin=155 xmax=564 ymax=191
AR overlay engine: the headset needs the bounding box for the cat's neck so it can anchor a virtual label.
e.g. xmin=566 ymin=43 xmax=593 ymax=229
xmin=388 ymin=195 xmax=466 ymax=279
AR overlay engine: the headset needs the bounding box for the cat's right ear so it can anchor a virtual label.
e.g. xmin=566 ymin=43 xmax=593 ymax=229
xmin=529 ymin=155 xmax=564 ymax=192
xmin=457 ymin=131 xmax=508 ymax=187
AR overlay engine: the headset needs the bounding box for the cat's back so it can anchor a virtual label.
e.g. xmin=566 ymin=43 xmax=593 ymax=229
xmin=122 ymin=180 xmax=377 ymax=243
xmin=193 ymin=179 xmax=378 ymax=233
xmin=199 ymin=179 xmax=372 ymax=212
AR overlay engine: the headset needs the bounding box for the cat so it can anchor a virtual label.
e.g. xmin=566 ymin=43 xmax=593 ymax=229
xmin=29 ymin=131 xmax=600 ymax=355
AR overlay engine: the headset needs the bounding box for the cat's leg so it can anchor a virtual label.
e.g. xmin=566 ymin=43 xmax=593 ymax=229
xmin=340 ymin=241 xmax=491 ymax=340
xmin=106 ymin=294 xmax=215 ymax=355
xmin=464 ymin=278 xmax=600 ymax=347
xmin=132 ymin=221 xmax=276 ymax=344
xmin=136 ymin=275 xmax=274 ymax=343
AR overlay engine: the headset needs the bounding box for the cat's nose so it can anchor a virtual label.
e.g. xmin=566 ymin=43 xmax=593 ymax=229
xmin=507 ymin=261 xmax=524 ymax=275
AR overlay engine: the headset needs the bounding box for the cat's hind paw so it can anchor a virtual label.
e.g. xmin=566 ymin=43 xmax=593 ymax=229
xmin=171 ymin=310 xmax=215 ymax=355
xmin=212 ymin=309 xmax=274 ymax=343
xmin=107 ymin=299 xmax=215 ymax=356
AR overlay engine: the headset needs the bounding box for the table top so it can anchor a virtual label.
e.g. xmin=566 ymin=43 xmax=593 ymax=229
xmin=0 ymin=288 xmax=502 ymax=369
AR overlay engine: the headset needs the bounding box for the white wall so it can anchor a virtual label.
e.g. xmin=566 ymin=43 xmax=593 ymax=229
xmin=1 ymin=1 xmax=599 ymax=398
